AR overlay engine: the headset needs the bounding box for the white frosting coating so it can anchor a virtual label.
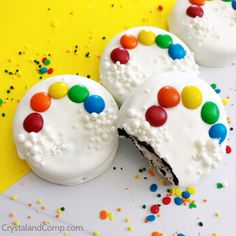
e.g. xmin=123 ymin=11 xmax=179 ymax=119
xmin=100 ymin=26 xmax=199 ymax=105
xmin=117 ymin=72 xmax=228 ymax=186
xmin=168 ymin=0 xmax=236 ymax=67
xmin=13 ymin=75 xmax=119 ymax=185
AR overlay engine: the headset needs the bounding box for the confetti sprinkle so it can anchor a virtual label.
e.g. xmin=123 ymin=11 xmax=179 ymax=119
xmin=198 ymin=221 xmax=204 ymax=227
xmin=11 ymin=195 xmax=17 ymax=201
xmin=9 ymin=213 xmax=15 ymax=218
xmin=108 ymin=212 xmax=114 ymax=221
xmin=93 ymin=230 xmax=100 ymax=236
xmin=182 ymin=191 xmax=191 ymax=199
xmin=216 ymin=182 xmax=223 ymax=189
xmin=222 ymin=98 xmax=229 ymax=105
xmin=187 ymin=186 xmax=197 ymax=195
xmin=189 ymin=202 xmax=197 ymax=209
xmin=162 ymin=196 xmax=171 ymax=205
xmin=150 ymin=183 xmax=158 ymax=192
xmin=150 ymin=204 xmax=160 ymax=214
xmin=174 ymin=197 xmax=183 ymax=206
xmin=99 ymin=210 xmax=108 ymax=220
xmin=226 ymin=145 xmax=232 ymax=154
xmin=152 ymin=232 xmax=163 ymax=236
xmin=36 ymin=199 xmax=43 ymax=204
xmin=146 ymin=215 xmax=156 ymax=222
xmin=215 ymin=212 xmax=221 ymax=217
xmin=127 ymin=226 xmax=133 ymax=231
xmin=12 ymin=221 xmax=20 ymax=226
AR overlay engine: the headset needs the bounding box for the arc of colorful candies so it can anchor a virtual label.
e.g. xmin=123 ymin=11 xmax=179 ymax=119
xmin=110 ymin=30 xmax=187 ymax=65
xmin=23 ymin=82 xmax=106 ymax=133
xmin=145 ymin=85 xmax=227 ymax=144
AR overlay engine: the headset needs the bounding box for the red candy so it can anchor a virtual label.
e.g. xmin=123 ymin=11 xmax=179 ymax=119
xmin=226 ymin=145 xmax=232 ymax=154
xmin=23 ymin=113 xmax=44 ymax=133
xmin=42 ymin=57 xmax=47 ymax=64
xmin=110 ymin=47 xmax=130 ymax=64
xmin=145 ymin=105 xmax=167 ymax=127
xmin=158 ymin=5 xmax=164 ymax=11
xmin=162 ymin=196 xmax=171 ymax=205
xmin=47 ymin=68 xmax=54 ymax=74
xmin=158 ymin=86 xmax=180 ymax=108
xmin=150 ymin=204 xmax=160 ymax=214
xmin=186 ymin=5 xmax=204 ymax=18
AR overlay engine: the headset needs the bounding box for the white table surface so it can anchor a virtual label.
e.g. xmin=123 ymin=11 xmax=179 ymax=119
xmin=0 ymin=65 xmax=236 ymax=236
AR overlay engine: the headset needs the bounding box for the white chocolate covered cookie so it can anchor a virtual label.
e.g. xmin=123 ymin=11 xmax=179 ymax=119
xmin=13 ymin=75 xmax=119 ymax=185
xmin=100 ymin=26 xmax=198 ymax=105
xmin=168 ymin=0 xmax=236 ymax=67
xmin=117 ymin=73 xmax=228 ymax=186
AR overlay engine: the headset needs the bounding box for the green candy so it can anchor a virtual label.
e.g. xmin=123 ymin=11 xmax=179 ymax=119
xmin=210 ymin=83 xmax=217 ymax=90
xmin=44 ymin=59 xmax=50 ymax=65
xmin=189 ymin=202 xmax=197 ymax=209
xmin=201 ymin=101 xmax=220 ymax=124
xmin=217 ymin=182 xmax=223 ymax=189
xmin=0 ymin=98 xmax=3 ymax=105
xmin=155 ymin=34 xmax=173 ymax=49
xmin=68 ymin=85 xmax=89 ymax=103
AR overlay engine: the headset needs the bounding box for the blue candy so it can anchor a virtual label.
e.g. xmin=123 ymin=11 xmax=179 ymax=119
xmin=168 ymin=44 xmax=186 ymax=60
xmin=209 ymin=123 xmax=227 ymax=144
xmin=182 ymin=191 xmax=190 ymax=199
xmin=232 ymin=0 xmax=236 ymax=10
xmin=174 ymin=197 xmax=183 ymax=206
xmin=146 ymin=215 xmax=156 ymax=222
xmin=39 ymin=67 xmax=47 ymax=74
xmin=84 ymin=95 xmax=105 ymax=114
xmin=177 ymin=234 xmax=186 ymax=236
xmin=150 ymin=183 xmax=158 ymax=192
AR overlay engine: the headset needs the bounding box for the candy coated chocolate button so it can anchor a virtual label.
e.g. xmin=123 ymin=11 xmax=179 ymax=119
xmin=186 ymin=5 xmax=204 ymax=18
xmin=23 ymin=113 xmax=44 ymax=133
xmin=110 ymin=47 xmax=130 ymax=64
xmin=145 ymin=105 xmax=167 ymax=127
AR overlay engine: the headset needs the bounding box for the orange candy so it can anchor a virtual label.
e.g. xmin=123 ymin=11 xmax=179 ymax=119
xmin=99 ymin=210 xmax=108 ymax=220
xmin=158 ymin=86 xmax=180 ymax=108
xmin=120 ymin=34 xmax=138 ymax=49
xmin=30 ymin=92 xmax=51 ymax=112
xmin=152 ymin=232 xmax=163 ymax=236
xmin=189 ymin=0 xmax=206 ymax=6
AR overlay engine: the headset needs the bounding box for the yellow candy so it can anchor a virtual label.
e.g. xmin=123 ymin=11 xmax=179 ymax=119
xmin=108 ymin=212 xmax=114 ymax=221
xmin=127 ymin=226 xmax=133 ymax=231
xmin=174 ymin=188 xmax=182 ymax=197
xmin=222 ymin=98 xmax=229 ymax=105
xmin=187 ymin=186 xmax=197 ymax=195
xmin=138 ymin=30 xmax=155 ymax=46
xmin=11 ymin=195 xmax=17 ymax=200
xmin=93 ymin=230 xmax=100 ymax=236
xmin=36 ymin=199 xmax=43 ymax=204
xmin=215 ymin=212 xmax=221 ymax=217
xmin=48 ymin=82 xmax=69 ymax=99
xmin=181 ymin=86 xmax=202 ymax=109
xmin=12 ymin=221 xmax=20 ymax=226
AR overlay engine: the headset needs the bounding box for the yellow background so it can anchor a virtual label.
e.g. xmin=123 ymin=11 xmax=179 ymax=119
xmin=0 ymin=0 xmax=175 ymax=193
